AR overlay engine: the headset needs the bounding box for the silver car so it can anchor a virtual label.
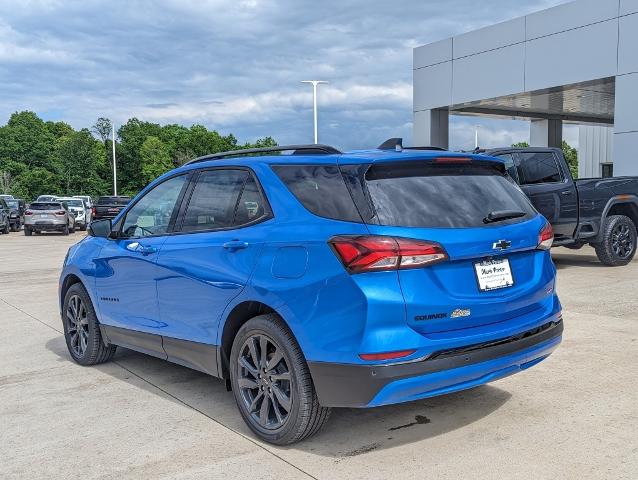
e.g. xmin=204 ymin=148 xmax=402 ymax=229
xmin=56 ymin=197 xmax=88 ymax=231
xmin=24 ymin=201 xmax=76 ymax=236
xmin=73 ymin=195 xmax=93 ymax=223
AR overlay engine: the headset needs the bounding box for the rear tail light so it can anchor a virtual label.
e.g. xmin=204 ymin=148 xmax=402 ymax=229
xmin=329 ymin=235 xmax=448 ymax=273
xmin=538 ymin=222 xmax=554 ymax=250
xmin=25 ymin=210 xmax=33 ymax=216
xmin=55 ymin=210 xmax=66 ymax=215
xmin=92 ymin=207 xmax=96 ymax=215
xmin=359 ymin=349 xmax=416 ymax=361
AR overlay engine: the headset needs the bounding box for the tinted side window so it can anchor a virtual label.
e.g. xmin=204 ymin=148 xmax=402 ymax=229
xmin=234 ymin=175 xmax=270 ymax=226
xmin=272 ymin=165 xmax=362 ymax=222
xmin=181 ymin=170 xmax=247 ymax=232
xmin=516 ymin=152 xmax=562 ymax=185
xmin=121 ymin=175 xmax=188 ymax=238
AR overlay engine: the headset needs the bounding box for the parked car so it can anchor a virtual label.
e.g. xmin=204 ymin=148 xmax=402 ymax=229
xmin=59 ymin=142 xmax=563 ymax=445
xmin=36 ymin=195 xmax=59 ymax=202
xmin=486 ymin=147 xmax=638 ymax=266
xmin=93 ymin=196 xmax=131 ymax=220
xmin=5 ymin=198 xmax=25 ymax=231
xmin=73 ymin=195 xmax=94 ymax=223
xmin=55 ymin=197 xmax=88 ymax=231
xmin=24 ymin=201 xmax=76 ymax=235
xmin=0 ymin=198 xmax=10 ymax=234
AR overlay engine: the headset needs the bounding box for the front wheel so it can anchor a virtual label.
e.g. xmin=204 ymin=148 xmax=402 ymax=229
xmin=230 ymin=314 xmax=331 ymax=445
xmin=594 ymin=215 xmax=637 ymax=266
xmin=62 ymin=283 xmax=116 ymax=365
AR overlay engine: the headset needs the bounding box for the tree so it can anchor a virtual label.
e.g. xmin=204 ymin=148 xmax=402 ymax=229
xmin=0 ymin=171 xmax=11 ymax=194
xmin=0 ymin=111 xmax=55 ymax=169
xmin=12 ymin=167 xmax=60 ymax=200
xmin=91 ymin=117 xmax=112 ymax=144
xmin=55 ymin=128 xmax=108 ymax=196
xmin=140 ymin=136 xmax=173 ymax=185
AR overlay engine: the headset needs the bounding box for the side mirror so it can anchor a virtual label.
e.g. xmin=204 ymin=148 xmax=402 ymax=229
xmin=88 ymin=219 xmax=112 ymax=238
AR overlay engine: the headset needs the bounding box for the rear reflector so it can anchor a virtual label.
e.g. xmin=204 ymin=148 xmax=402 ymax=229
xmin=538 ymin=222 xmax=554 ymax=250
xmin=329 ymin=235 xmax=448 ymax=273
xmin=359 ymin=349 xmax=416 ymax=361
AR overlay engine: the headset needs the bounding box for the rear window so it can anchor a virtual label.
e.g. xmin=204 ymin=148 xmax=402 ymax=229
xmin=364 ymin=163 xmax=536 ymax=228
xmin=30 ymin=202 xmax=62 ymax=211
xmin=59 ymin=199 xmax=84 ymax=207
xmin=272 ymin=165 xmax=362 ymax=222
xmin=98 ymin=196 xmax=130 ymax=205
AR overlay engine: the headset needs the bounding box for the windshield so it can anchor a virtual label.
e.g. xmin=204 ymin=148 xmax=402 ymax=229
xmin=30 ymin=202 xmax=63 ymax=211
xmin=364 ymin=162 xmax=536 ymax=228
xmin=6 ymin=200 xmax=19 ymax=208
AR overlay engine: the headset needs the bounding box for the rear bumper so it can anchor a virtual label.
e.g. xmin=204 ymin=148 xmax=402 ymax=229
xmin=27 ymin=222 xmax=66 ymax=230
xmin=308 ymin=319 xmax=562 ymax=408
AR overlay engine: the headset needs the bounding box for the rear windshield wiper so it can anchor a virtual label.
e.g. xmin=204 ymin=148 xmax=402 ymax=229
xmin=483 ymin=210 xmax=527 ymax=224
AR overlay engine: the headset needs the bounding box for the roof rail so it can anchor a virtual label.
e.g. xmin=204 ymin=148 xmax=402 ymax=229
xmin=377 ymin=137 xmax=447 ymax=152
xmin=184 ymin=144 xmax=342 ymax=166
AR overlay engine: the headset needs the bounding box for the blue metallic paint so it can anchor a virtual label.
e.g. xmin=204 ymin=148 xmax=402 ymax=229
xmin=60 ymin=148 xmax=562 ymax=408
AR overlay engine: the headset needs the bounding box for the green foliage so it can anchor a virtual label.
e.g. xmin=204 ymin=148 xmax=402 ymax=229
xmin=511 ymin=140 xmax=578 ymax=179
xmin=140 ymin=136 xmax=173 ymax=185
xmin=0 ymin=111 xmax=277 ymax=200
xmin=561 ymin=140 xmax=578 ymax=179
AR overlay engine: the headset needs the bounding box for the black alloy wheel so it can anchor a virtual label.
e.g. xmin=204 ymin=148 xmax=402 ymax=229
xmin=236 ymin=333 xmax=292 ymax=430
xmin=65 ymin=294 xmax=89 ymax=357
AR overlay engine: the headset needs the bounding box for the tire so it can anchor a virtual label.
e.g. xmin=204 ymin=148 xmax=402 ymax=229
xmin=24 ymin=226 xmax=32 ymax=236
xmin=62 ymin=283 xmax=116 ymax=365
xmin=594 ymin=215 xmax=637 ymax=267
xmin=1 ymin=222 xmax=8 ymax=234
xmin=69 ymin=225 xmax=75 ymax=234
xmin=79 ymin=223 xmax=87 ymax=231
xmin=230 ymin=314 xmax=331 ymax=445
xmin=63 ymin=225 xmax=69 ymax=235
xmin=10 ymin=223 xmax=18 ymax=232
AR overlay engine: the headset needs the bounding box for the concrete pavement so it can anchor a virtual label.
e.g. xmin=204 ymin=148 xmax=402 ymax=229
xmin=1 ymin=232 xmax=637 ymax=479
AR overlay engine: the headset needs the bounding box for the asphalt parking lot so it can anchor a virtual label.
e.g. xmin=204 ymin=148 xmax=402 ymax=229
xmin=1 ymin=232 xmax=637 ymax=480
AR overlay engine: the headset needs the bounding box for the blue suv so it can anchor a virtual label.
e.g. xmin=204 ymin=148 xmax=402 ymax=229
xmin=59 ymin=141 xmax=563 ymax=444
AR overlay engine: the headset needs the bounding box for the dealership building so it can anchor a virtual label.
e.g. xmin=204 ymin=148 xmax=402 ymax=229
xmin=413 ymin=0 xmax=638 ymax=177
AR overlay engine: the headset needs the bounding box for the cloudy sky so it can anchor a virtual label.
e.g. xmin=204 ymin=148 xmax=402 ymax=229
xmin=0 ymin=0 xmax=578 ymax=151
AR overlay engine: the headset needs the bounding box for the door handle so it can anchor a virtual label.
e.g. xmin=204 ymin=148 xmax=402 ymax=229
xmin=560 ymin=190 xmax=572 ymax=196
xmin=126 ymin=242 xmax=157 ymax=255
xmin=223 ymin=240 xmax=249 ymax=250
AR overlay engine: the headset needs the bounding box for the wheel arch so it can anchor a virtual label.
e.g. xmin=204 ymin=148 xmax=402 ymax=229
xmin=59 ymin=273 xmax=86 ymax=312
xmin=219 ymin=300 xmax=282 ymax=380
xmin=596 ymin=196 xmax=638 ymax=242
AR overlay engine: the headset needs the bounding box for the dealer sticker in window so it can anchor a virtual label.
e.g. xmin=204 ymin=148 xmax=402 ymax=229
xmin=474 ymin=258 xmax=514 ymax=292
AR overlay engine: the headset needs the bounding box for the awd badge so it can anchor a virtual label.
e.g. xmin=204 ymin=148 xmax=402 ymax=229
xmin=451 ymin=308 xmax=471 ymax=318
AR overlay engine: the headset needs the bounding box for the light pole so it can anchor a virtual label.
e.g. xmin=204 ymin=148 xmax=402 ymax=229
xmin=111 ymin=123 xmax=118 ymax=196
xmin=474 ymin=125 xmax=480 ymax=150
xmin=301 ymin=80 xmax=328 ymax=144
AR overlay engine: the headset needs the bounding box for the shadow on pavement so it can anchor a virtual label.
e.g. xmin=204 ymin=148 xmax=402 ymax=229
xmin=46 ymin=336 xmax=512 ymax=457
xmin=552 ymin=251 xmax=605 ymax=269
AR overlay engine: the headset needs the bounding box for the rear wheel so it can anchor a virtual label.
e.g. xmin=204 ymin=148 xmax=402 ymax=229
xmin=2 ymin=222 xmax=8 ymax=234
xmin=24 ymin=226 xmax=32 ymax=236
xmin=62 ymin=283 xmax=116 ymax=365
xmin=230 ymin=314 xmax=331 ymax=445
xmin=594 ymin=215 xmax=637 ymax=266
xmin=62 ymin=225 xmax=69 ymax=235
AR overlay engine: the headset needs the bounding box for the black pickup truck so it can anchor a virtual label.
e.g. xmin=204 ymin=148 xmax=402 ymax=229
xmin=93 ymin=196 xmax=131 ymax=220
xmin=485 ymin=147 xmax=638 ymax=266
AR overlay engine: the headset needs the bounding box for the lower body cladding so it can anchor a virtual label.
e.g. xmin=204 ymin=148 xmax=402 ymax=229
xmin=308 ymin=320 xmax=563 ymax=408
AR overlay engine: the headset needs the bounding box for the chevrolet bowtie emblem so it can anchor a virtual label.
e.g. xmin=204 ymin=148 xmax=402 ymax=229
xmin=493 ymin=240 xmax=512 ymax=250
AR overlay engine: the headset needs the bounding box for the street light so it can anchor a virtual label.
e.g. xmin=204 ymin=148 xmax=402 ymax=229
xmin=301 ymin=80 xmax=328 ymax=144
xmin=111 ymin=123 xmax=118 ymax=196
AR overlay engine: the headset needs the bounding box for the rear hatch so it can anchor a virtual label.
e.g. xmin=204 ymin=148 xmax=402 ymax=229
xmin=342 ymin=159 xmax=553 ymax=334
xmin=27 ymin=203 xmax=67 ymax=223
